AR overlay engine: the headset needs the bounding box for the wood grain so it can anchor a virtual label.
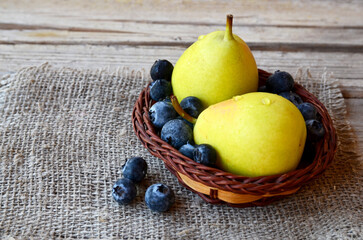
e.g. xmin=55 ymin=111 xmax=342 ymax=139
xmin=1 ymin=0 xmax=362 ymax=26
xmin=1 ymin=1 xmax=362 ymax=51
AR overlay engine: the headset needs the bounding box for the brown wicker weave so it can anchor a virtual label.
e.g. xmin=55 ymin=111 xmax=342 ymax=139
xmin=132 ymin=69 xmax=337 ymax=208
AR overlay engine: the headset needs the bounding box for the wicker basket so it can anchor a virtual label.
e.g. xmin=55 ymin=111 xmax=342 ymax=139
xmin=132 ymin=69 xmax=337 ymax=208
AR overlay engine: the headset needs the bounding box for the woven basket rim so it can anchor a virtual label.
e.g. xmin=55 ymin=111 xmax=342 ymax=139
xmin=132 ymin=68 xmax=337 ymax=206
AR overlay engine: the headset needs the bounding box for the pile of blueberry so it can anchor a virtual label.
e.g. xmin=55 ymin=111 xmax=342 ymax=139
xmin=112 ymin=157 xmax=175 ymax=212
xmin=259 ymin=70 xmax=326 ymax=145
xmin=149 ymin=60 xmax=217 ymax=167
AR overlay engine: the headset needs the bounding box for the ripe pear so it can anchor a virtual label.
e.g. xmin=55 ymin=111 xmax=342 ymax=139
xmin=193 ymin=92 xmax=307 ymax=177
xmin=172 ymin=15 xmax=258 ymax=107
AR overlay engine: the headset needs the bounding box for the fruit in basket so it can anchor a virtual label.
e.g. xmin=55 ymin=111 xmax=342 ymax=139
xmin=279 ymin=91 xmax=303 ymax=106
xmin=193 ymin=92 xmax=307 ymax=177
xmin=180 ymin=96 xmax=204 ymax=118
xmin=298 ymin=102 xmax=318 ymax=120
xmin=150 ymin=79 xmax=172 ymax=101
xmin=145 ymin=183 xmax=175 ymax=212
xmin=179 ymin=142 xmax=196 ymax=159
xmin=266 ymin=70 xmax=295 ymax=93
xmin=171 ymin=14 xmax=258 ymax=107
xmin=193 ymin=144 xmax=217 ymax=167
xmin=150 ymin=60 xmax=174 ymax=81
xmin=149 ymin=101 xmax=178 ymax=129
xmin=161 ymin=119 xmax=193 ymax=149
xmin=306 ymin=119 xmax=325 ymax=142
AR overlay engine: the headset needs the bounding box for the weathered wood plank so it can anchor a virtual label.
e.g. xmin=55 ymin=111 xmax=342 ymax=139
xmin=345 ymin=98 xmax=363 ymax=154
xmin=0 ymin=0 xmax=363 ymax=51
xmin=1 ymin=44 xmax=363 ymax=97
xmin=1 ymin=0 xmax=362 ymax=27
xmin=1 ymin=27 xmax=362 ymax=53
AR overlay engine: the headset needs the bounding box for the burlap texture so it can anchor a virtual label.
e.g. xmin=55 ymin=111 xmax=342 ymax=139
xmin=0 ymin=63 xmax=361 ymax=239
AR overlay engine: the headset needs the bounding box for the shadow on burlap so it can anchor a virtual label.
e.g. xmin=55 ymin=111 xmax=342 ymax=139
xmin=0 ymin=64 xmax=362 ymax=239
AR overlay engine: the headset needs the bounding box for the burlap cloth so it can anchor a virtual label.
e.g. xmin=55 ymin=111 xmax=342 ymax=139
xmin=0 ymin=63 xmax=361 ymax=239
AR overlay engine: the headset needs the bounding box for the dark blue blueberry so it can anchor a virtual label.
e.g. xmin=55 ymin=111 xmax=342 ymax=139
xmin=193 ymin=144 xmax=217 ymax=167
xmin=258 ymin=85 xmax=268 ymax=92
xmin=145 ymin=183 xmax=175 ymax=212
xmin=179 ymin=142 xmax=196 ymax=159
xmin=266 ymin=70 xmax=295 ymax=93
xmin=150 ymin=60 xmax=174 ymax=81
xmin=149 ymin=80 xmax=156 ymax=89
xmin=180 ymin=96 xmax=204 ymax=118
xmin=177 ymin=116 xmax=194 ymax=129
xmin=279 ymin=91 xmax=303 ymax=106
xmin=161 ymin=119 xmax=193 ymax=149
xmin=150 ymin=79 xmax=172 ymax=102
xmin=122 ymin=157 xmax=148 ymax=183
xmin=112 ymin=178 xmax=137 ymax=205
xmin=149 ymin=101 xmax=178 ymax=129
xmin=306 ymin=119 xmax=326 ymax=142
xmin=298 ymin=102 xmax=318 ymax=121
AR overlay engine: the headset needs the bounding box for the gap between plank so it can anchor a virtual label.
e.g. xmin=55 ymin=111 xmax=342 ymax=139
xmin=1 ymin=41 xmax=362 ymax=53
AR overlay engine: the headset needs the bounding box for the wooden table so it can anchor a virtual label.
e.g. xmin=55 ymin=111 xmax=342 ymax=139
xmin=1 ymin=0 xmax=362 ymax=155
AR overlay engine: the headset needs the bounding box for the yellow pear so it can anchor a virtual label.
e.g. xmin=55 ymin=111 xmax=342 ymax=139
xmin=172 ymin=15 xmax=258 ymax=107
xmin=193 ymin=92 xmax=307 ymax=177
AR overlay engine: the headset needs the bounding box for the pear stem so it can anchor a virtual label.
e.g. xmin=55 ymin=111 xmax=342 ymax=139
xmin=170 ymin=95 xmax=197 ymax=124
xmin=224 ymin=14 xmax=234 ymax=40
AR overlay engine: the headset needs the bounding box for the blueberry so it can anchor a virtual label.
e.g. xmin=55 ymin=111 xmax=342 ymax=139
xmin=193 ymin=144 xmax=217 ymax=167
xmin=179 ymin=142 xmax=196 ymax=159
xmin=112 ymin=178 xmax=137 ymax=205
xmin=298 ymin=102 xmax=318 ymax=121
xmin=122 ymin=157 xmax=148 ymax=183
xmin=177 ymin=116 xmax=194 ymax=129
xmin=266 ymin=70 xmax=295 ymax=93
xmin=149 ymin=80 xmax=156 ymax=89
xmin=150 ymin=79 xmax=172 ymax=102
xmin=150 ymin=60 xmax=174 ymax=81
xmin=145 ymin=183 xmax=175 ymax=212
xmin=180 ymin=96 xmax=204 ymax=118
xmin=149 ymin=101 xmax=178 ymax=129
xmin=161 ymin=119 xmax=193 ymax=149
xmin=306 ymin=119 xmax=326 ymax=142
xmin=279 ymin=91 xmax=303 ymax=106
